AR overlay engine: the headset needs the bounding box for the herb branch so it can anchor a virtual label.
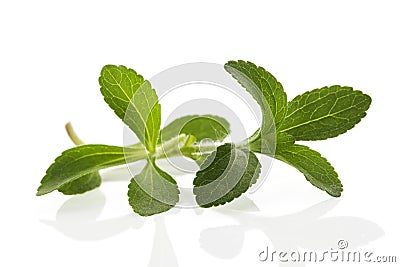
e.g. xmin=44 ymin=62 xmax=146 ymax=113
xmin=37 ymin=60 xmax=372 ymax=216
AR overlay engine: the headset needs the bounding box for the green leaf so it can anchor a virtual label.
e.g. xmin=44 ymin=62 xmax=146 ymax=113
xmin=250 ymin=132 xmax=295 ymax=154
xmin=99 ymin=65 xmax=161 ymax=152
xmin=193 ymin=143 xmax=261 ymax=207
xmin=99 ymin=65 xmax=144 ymax=122
xmin=160 ymin=115 xmax=230 ymax=143
xmin=58 ymin=172 xmax=101 ymax=195
xmin=37 ymin=144 xmax=147 ymax=196
xmin=275 ymin=144 xmax=342 ymax=197
xmin=279 ymin=85 xmax=372 ymax=140
xmin=128 ymin=161 xmax=179 ymax=216
xmin=225 ymin=60 xmax=287 ymax=127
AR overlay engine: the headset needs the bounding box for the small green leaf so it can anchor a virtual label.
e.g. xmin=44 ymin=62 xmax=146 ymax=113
xmin=58 ymin=172 xmax=101 ymax=195
xmin=275 ymin=144 xmax=342 ymax=197
xmin=128 ymin=161 xmax=179 ymax=216
xmin=99 ymin=65 xmax=161 ymax=152
xmin=225 ymin=60 xmax=287 ymax=127
xmin=37 ymin=144 xmax=147 ymax=196
xmin=193 ymin=143 xmax=261 ymax=207
xmin=279 ymin=85 xmax=372 ymax=140
xmin=160 ymin=115 xmax=230 ymax=143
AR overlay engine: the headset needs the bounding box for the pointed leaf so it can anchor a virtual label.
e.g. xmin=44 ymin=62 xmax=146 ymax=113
xmin=225 ymin=60 xmax=287 ymax=127
xmin=99 ymin=65 xmax=161 ymax=152
xmin=275 ymin=144 xmax=342 ymax=197
xmin=279 ymin=85 xmax=372 ymax=140
xmin=99 ymin=65 xmax=144 ymax=122
xmin=37 ymin=144 xmax=146 ymax=196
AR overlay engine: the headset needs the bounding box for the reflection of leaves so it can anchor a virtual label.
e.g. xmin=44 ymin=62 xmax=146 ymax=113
xmin=41 ymin=187 xmax=179 ymax=267
xmin=200 ymin=198 xmax=384 ymax=265
xmin=221 ymin=195 xmax=260 ymax=212
xmin=297 ymin=217 xmax=383 ymax=250
xmin=200 ymin=226 xmax=246 ymax=259
xmin=148 ymin=217 xmax=179 ymax=267
xmin=41 ymin=190 xmax=145 ymax=240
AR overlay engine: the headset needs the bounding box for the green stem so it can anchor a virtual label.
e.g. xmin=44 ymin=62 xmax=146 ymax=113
xmin=180 ymin=143 xmax=218 ymax=160
xmin=124 ymin=145 xmax=149 ymax=162
xmin=154 ymin=134 xmax=187 ymax=159
xmin=65 ymin=122 xmax=217 ymax=162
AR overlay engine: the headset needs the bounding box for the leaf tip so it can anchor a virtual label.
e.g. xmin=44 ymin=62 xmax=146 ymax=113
xmin=36 ymin=187 xmax=46 ymax=196
xmin=328 ymin=190 xmax=342 ymax=198
xmin=326 ymin=181 xmax=343 ymax=197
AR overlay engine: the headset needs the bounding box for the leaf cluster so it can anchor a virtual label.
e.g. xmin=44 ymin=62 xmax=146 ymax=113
xmin=37 ymin=61 xmax=371 ymax=216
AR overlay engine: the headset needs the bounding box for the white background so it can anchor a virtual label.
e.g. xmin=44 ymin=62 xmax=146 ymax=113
xmin=1 ymin=1 xmax=399 ymax=266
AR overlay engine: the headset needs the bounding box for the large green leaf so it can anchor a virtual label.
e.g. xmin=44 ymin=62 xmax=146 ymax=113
xmin=160 ymin=115 xmax=230 ymax=143
xmin=99 ymin=65 xmax=161 ymax=152
xmin=99 ymin=65 xmax=144 ymax=122
xmin=193 ymin=143 xmax=261 ymax=207
xmin=225 ymin=60 xmax=287 ymax=127
xmin=275 ymin=144 xmax=342 ymax=197
xmin=128 ymin=161 xmax=179 ymax=216
xmin=279 ymin=85 xmax=372 ymax=140
xmin=37 ymin=144 xmax=147 ymax=196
